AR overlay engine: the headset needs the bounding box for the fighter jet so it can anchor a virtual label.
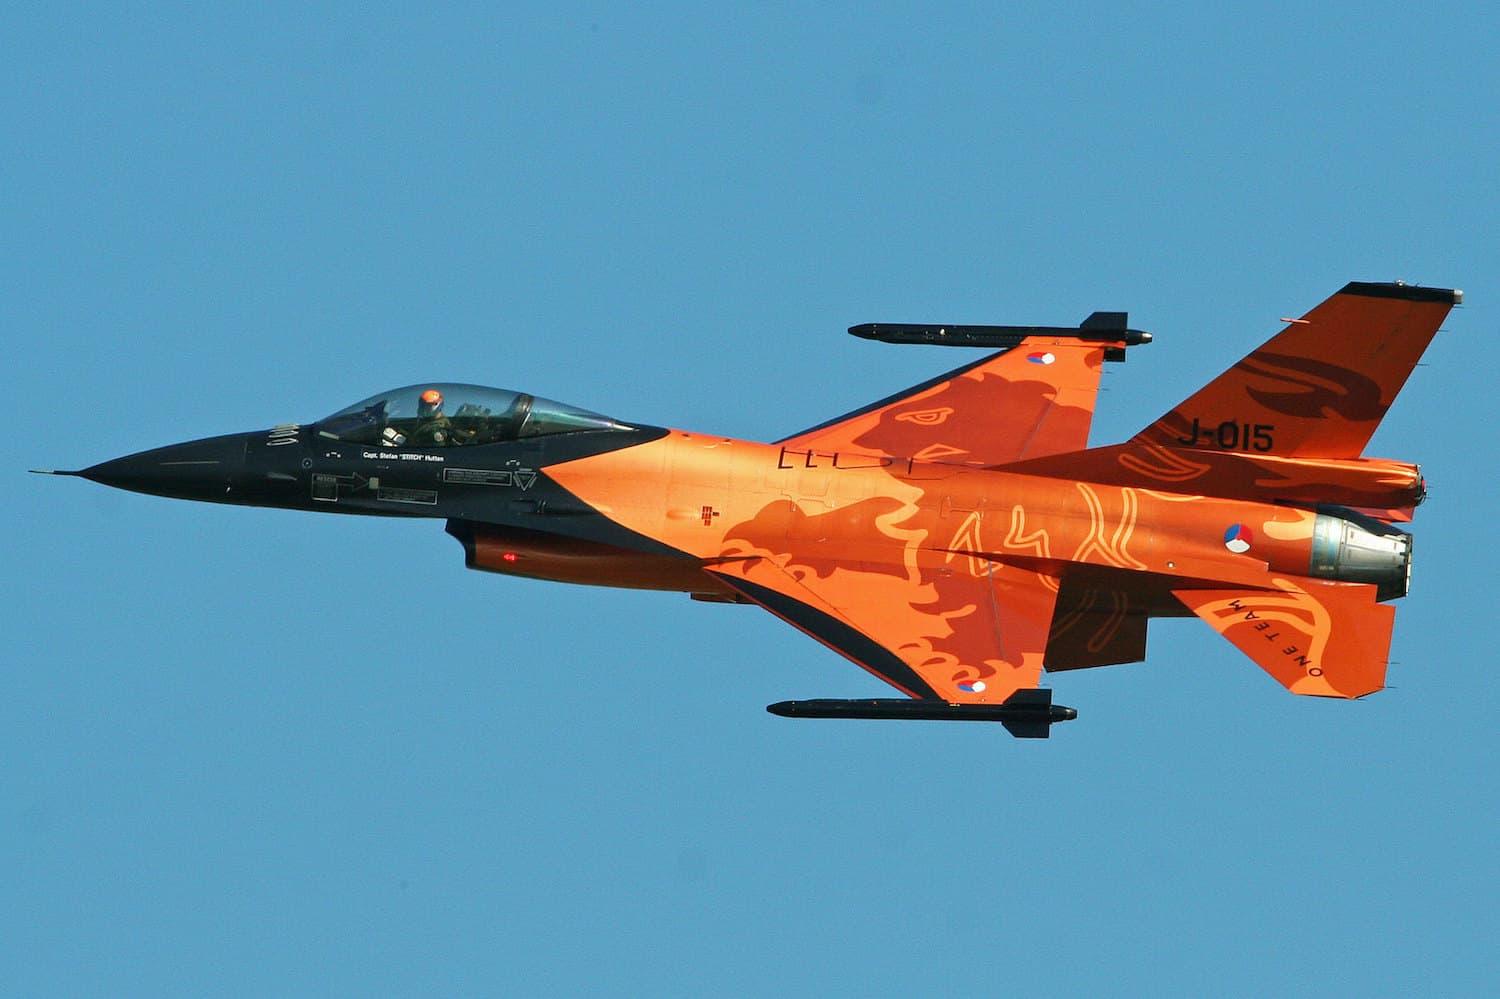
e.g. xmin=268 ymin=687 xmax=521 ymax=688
xmin=37 ymin=281 xmax=1459 ymax=736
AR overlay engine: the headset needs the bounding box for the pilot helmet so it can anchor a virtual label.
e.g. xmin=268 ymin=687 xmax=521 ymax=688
xmin=417 ymin=388 xmax=444 ymax=418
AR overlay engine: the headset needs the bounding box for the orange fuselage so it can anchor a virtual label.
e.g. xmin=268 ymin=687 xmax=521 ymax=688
xmin=481 ymin=430 xmax=1331 ymax=599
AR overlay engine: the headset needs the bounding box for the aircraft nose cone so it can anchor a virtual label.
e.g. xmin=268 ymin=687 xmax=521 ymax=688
xmin=80 ymin=433 xmax=251 ymax=501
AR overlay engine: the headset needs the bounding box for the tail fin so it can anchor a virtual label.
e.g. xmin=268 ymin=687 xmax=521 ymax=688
xmin=777 ymin=313 xmax=1149 ymax=466
xmin=1133 ymin=282 xmax=1459 ymax=459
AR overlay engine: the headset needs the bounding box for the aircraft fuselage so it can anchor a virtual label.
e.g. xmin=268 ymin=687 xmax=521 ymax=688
xmin=73 ymin=420 xmax=1410 ymax=614
xmin=46 ymin=281 xmax=1456 ymax=726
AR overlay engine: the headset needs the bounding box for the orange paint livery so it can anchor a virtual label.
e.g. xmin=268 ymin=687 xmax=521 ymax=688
xmin=540 ymin=282 xmax=1458 ymax=719
xmin=54 ymin=282 xmax=1460 ymax=736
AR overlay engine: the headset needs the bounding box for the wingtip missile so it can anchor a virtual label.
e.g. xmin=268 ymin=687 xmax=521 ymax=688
xmin=848 ymin=320 xmax=1152 ymax=349
xmin=766 ymin=689 xmax=1078 ymax=737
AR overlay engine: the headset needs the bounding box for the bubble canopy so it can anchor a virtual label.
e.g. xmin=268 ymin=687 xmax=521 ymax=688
xmin=316 ymin=383 xmax=629 ymax=448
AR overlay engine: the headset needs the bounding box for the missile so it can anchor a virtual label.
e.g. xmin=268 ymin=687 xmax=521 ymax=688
xmin=848 ymin=311 xmax=1153 ymax=350
xmin=766 ymin=688 xmax=1077 ymax=738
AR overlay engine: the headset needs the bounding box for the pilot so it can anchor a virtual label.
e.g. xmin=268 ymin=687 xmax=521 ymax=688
xmin=407 ymin=388 xmax=454 ymax=446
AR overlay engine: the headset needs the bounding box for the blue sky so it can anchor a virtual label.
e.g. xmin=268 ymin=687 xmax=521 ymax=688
xmin=4 ymin=4 xmax=1496 ymax=995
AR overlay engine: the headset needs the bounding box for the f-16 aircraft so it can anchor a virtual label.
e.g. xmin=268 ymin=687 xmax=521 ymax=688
xmin=37 ymin=281 xmax=1459 ymax=736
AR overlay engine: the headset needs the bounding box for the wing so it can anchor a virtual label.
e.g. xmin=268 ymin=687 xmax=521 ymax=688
xmin=707 ymin=548 xmax=1060 ymax=703
xmin=1173 ymin=578 xmax=1394 ymax=698
xmin=777 ymin=339 xmax=1111 ymax=467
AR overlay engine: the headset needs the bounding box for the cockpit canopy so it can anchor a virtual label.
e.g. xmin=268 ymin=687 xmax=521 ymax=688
xmin=317 ymin=383 xmax=628 ymax=448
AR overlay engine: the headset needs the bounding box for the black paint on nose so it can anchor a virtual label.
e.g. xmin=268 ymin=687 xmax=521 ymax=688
xmin=78 ymin=433 xmax=251 ymax=502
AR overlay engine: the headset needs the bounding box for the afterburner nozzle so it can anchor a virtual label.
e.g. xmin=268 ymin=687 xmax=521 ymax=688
xmin=1310 ymin=511 xmax=1413 ymax=601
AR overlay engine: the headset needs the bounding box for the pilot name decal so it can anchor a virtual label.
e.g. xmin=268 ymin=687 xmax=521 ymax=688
xmin=362 ymin=450 xmax=445 ymax=462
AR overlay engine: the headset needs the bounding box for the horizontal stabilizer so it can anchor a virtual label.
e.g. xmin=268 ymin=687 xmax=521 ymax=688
xmin=1174 ymin=578 xmax=1394 ymax=698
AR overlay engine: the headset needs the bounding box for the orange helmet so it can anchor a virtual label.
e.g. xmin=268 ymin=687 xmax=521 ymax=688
xmin=418 ymin=388 xmax=444 ymax=417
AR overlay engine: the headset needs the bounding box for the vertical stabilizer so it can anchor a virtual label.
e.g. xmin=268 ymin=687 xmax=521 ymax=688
xmin=1132 ymin=282 xmax=1459 ymax=459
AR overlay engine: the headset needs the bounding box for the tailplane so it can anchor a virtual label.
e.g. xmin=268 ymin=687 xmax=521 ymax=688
xmin=1174 ymin=578 xmax=1395 ymax=698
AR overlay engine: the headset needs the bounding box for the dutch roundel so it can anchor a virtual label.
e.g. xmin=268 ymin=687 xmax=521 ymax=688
xmin=1223 ymin=524 xmax=1254 ymax=554
xmin=1026 ymin=351 xmax=1056 ymax=365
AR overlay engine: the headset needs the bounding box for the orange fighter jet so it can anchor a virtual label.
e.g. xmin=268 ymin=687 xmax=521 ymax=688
xmin=39 ymin=281 xmax=1459 ymax=736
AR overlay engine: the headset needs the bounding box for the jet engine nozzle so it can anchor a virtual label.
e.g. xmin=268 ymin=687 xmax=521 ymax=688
xmin=1310 ymin=512 xmax=1412 ymax=601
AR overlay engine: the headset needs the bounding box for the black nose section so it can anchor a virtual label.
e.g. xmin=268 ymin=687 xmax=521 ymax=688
xmin=78 ymin=433 xmax=252 ymax=502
